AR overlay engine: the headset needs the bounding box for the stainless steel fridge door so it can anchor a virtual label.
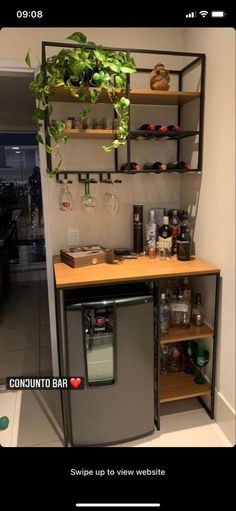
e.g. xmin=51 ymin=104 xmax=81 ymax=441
xmin=65 ymin=295 xmax=154 ymax=446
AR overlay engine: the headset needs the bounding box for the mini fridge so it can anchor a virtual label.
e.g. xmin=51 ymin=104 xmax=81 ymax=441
xmin=64 ymin=283 xmax=154 ymax=446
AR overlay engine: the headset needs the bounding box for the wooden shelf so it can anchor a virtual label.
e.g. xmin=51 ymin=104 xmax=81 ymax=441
xmin=130 ymin=90 xmax=200 ymax=105
xmin=62 ymin=129 xmax=118 ymax=139
xmin=50 ymin=86 xmax=200 ymax=105
xmin=160 ymin=323 xmax=213 ymax=344
xmin=160 ymin=371 xmax=211 ymax=403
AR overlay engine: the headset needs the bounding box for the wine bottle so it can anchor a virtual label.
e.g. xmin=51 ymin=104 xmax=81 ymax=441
xmin=158 ymin=216 xmax=172 ymax=257
xmin=176 ymin=224 xmax=192 ymax=261
xmin=152 ymin=161 xmax=167 ymax=171
xmin=155 ymin=125 xmax=168 ymax=132
xmin=133 ymin=204 xmax=143 ymax=253
xmin=120 ymin=162 xmax=141 ymax=171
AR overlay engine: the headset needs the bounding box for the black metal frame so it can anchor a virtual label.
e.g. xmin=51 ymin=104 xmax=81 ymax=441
xmin=157 ymin=271 xmax=220 ymax=427
xmin=41 ymin=41 xmax=205 ymax=180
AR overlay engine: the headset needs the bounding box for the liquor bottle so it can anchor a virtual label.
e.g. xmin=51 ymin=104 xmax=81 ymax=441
xmin=166 ymin=161 xmax=191 ymax=171
xmin=160 ymin=292 xmax=170 ymax=335
xmin=192 ymin=293 xmax=205 ymax=326
xmin=177 ymin=224 xmax=192 ymax=261
xmin=60 ymin=180 xmax=72 ymax=211
xmin=169 ymin=209 xmax=181 ymax=254
xmin=146 ymin=209 xmax=157 ymax=251
xmin=155 ymin=125 xmax=168 ymax=132
xmin=170 ymin=289 xmax=190 ymax=328
xmin=167 ymin=125 xmax=182 ymax=132
xmin=133 ymin=204 xmax=143 ymax=253
xmin=120 ymin=162 xmax=141 ymax=171
xmin=182 ymin=276 xmax=192 ymax=302
xmin=169 ymin=344 xmax=181 ymax=372
xmin=158 ymin=216 xmax=172 ymax=257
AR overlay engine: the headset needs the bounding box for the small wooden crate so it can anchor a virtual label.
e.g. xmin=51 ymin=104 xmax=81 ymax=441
xmin=60 ymin=246 xmax=113 ymax=268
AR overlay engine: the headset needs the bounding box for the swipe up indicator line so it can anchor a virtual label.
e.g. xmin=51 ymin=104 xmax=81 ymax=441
xmin=76 ymin=505 xmax=161 ymax=508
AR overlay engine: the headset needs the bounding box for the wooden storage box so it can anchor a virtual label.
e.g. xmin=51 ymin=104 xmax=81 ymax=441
xmin=60 ymin=246 xmax=113 ymax=268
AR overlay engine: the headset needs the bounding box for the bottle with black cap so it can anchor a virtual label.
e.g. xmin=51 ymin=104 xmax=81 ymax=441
xmin=133 ymin=205 xmax=143 ymax=253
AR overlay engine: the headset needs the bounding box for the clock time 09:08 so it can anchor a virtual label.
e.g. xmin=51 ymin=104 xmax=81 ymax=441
xmin=16 ymin=10 xmax=43 ymax=18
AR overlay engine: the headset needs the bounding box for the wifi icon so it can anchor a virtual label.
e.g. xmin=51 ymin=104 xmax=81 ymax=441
xmin=199 ymin=10 xmax=209 ymax=17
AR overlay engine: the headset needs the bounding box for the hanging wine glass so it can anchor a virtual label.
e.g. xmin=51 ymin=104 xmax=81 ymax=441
xmin=193 ymin=348 xmax=209 ymax=384
xmin=103 ymin=181 xmax=120 ymax=215
xmin=81 ymin=180 xmax=97 ymax=212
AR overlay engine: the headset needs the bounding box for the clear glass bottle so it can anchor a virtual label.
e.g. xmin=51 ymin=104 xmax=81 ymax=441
xmin=192 ymin=293 xmax=205 ymax=326
xmin=169 ymin=344 xmax=181 ymax=372
xmin=158 ymin=216 xmax=172 ymax=259
xmin=170 ymin=289 xmax=190 ymax=328
xmin=60 ymin=180 xmax=72 ymax=211
xmin=146 ymin=209 xmax=157 ymax=252
xmin=182 ymin=276 xmax=192 ymax=302
xmin=160 ymin=292 xmax=170 ymax=335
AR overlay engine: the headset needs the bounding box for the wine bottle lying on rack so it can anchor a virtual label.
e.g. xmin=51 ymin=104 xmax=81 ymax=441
xmin=166 ymin=161 xmax=191 ymax=171
xmin=120 ymin=162 xmax=141 ymax=171
xmin=143 ymin=162 xmax=167 ymax=172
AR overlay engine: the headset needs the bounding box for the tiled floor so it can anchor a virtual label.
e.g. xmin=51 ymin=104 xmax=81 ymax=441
xmin=16 ymin=393 xmax=231 ymax=447
xmin=0 ymin=278 xmax=52 ymax=379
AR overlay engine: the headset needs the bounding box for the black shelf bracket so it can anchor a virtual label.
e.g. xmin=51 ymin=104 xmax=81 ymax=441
xmin=56 ymin=172 xmax=73 ymax=184
xmin=78 ymin=173 xmax=98 ymax=184
xmin=99 ymin=173 xmax=122 ymax=184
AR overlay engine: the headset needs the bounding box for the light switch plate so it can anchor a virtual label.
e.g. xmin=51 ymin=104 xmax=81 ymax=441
xmin=68 ymin=228 xmax=80 ymax=247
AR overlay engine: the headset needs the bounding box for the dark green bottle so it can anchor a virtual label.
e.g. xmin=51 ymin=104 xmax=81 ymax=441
xmin=177 ymin=224 xmax=191 ymax=261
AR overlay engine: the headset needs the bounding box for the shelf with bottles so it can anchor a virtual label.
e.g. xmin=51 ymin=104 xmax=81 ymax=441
xmin=129 ymin=129 xmax=199 ymax=141
xmin=160 ymin=371 xmax=211 ymax=403
xmin=120 ymin=161 xmax=196 ymax=174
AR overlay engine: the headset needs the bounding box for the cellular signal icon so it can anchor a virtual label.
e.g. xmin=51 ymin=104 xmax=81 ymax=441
xmin=186 ymin=11 xmax=196 ymax=18
xmin=199 ymin=10 xmax=209 ymax=17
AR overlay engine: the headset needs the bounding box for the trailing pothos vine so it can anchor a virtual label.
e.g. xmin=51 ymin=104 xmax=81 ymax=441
xmin=25 ymin=32 xmax=136 ymax=177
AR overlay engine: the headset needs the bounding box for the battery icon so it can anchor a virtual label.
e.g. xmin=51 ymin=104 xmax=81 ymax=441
xmin=211 ymin=11 xmax=226 ymax=18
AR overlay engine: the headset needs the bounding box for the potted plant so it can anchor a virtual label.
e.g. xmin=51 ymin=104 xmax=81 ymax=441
xmin=25 ymin=32 xmax=136 ymax=176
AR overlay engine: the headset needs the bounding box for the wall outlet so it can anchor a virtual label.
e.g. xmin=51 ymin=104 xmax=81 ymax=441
xmin=68 ymin=228 xmax=80 ymax=247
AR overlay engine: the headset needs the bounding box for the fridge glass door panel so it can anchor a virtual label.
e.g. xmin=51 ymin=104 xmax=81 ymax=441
xmin=84 ymin=306 xmax=115 ymax=386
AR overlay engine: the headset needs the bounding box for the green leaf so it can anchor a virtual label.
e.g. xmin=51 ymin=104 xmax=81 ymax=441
xmin=45 ymin=144 xmax=53 ymax=154
xmin=66 ymin=32 xmax=87 ymax=44
xmin=36 ymin=133 xmax=44 ymax=144
xmin=94 ymin=49 xmax=106 ymax=62
xmin=56 ymin=120 xmax=66 ymax=132
xmin=115 ymin=75 xmax=125 ymax=89
xmin=120 ymin=63 xmax=136 ymax=73
xmin=90 ymin=89 xmax=100 ymax=103
xmin=119 ymin=97 xmax=130 ymax=109
xmin=35 ymin=108 xmax=45 ymax=120
xmin=25 ymin=50 xmax=31 ymax=68
xmin=102 ymin=145 xmax=113 ymax=153
xmin=109 ymin=62 xmax=119 ymax=73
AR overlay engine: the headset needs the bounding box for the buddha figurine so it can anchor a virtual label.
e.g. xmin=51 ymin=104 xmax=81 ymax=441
xmin=150 ymin=63 xmax=170 ymax=90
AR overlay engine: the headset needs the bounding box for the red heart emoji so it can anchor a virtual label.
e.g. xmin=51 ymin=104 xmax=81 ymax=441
xmin=70 ymin=377 xmax=81 ymax=389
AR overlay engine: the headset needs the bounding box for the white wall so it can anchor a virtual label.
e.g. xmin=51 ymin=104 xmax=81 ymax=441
xmin=181 ymin=28 xmax=235 ymax=443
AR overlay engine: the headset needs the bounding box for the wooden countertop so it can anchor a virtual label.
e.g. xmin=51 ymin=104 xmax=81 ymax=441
xmin=54 ymin=255 xmax=220 ymax=289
